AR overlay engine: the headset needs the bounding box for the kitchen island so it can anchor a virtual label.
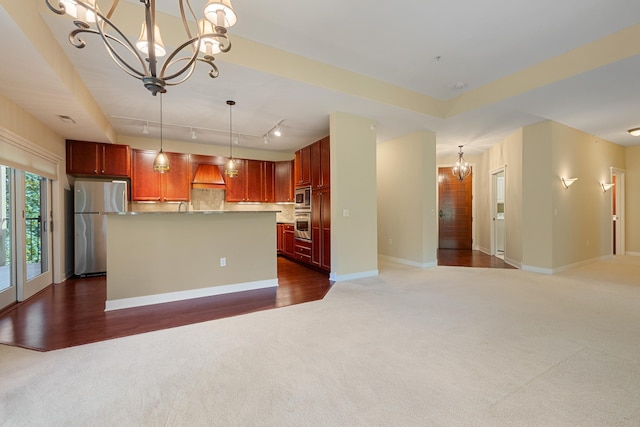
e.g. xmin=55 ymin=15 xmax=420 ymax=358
xmin=105 ymin=211 xmax=278 ymax=311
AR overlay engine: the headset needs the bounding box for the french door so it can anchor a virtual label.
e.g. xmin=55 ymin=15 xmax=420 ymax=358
xmin=0 ymin=166 xmax=52 ymax=311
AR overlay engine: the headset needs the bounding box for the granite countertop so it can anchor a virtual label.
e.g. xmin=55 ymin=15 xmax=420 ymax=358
xmin=105 ymin=210 xmax=281 ymax=215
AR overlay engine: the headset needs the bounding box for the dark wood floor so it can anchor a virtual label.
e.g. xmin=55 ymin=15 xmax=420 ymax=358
xmin=0 ymin=250 xmax=513 ymax=352
xmin=437 ymin=249 xmax=515 ymax=268
xmin=0 ymin=256 xmax=332 ymax=352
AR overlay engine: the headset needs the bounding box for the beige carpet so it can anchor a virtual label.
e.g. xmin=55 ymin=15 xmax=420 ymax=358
xmin=2 ymin=256 xmax=640 ymax=426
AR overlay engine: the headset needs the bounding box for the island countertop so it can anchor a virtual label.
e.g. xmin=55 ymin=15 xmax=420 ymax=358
xmin=104 ymin=210 xmax=281 ymax=215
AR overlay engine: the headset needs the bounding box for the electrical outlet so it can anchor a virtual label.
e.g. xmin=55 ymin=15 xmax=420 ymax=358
xmin=220 ymin=257 xmax=226 ymax=267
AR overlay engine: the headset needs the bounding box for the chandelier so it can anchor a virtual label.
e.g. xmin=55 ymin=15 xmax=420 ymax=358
xmin=452 ymin=145 xmax=471 ymax=181
xmin=45 ymin=0 xmax=237 ymax=96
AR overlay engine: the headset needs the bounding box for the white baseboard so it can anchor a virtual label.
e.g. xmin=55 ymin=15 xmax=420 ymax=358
xmin=379 ymin=255 xmax=437 ymax=269
xmin=330 ymin=270 xmax=379 ymax=282
xmin=522 ymin=255 xmax=612 ymax=275
xmin=105 ymin=279 xmax=279 ymax=311
xmin=626 ymin=251 xmax=640 ymax=257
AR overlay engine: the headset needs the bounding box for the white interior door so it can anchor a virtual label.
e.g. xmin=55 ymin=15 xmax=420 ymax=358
xmin=490 ymin=167 xmax=506 ymax=260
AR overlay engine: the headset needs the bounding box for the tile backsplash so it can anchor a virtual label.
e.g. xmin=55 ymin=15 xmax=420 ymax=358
xmin=130 ymin=189 xmax=295 ymax=223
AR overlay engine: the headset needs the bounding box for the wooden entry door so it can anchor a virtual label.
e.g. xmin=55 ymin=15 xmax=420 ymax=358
xmin=438 ymin=167 xmax=472 ymax=249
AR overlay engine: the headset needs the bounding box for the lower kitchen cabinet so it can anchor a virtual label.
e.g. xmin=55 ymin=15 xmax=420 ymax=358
xmin=293 ymin=238 xmax=312 ymax=264
xmin=277 ymin=223 xmax=295 ymax=257
xmin=311 ymin=188 xmax=331 ymax=271
xmin=283 ymin=224 xmax=295 ymax=257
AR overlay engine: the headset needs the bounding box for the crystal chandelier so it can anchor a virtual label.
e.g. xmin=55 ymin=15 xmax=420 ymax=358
xmin=45 ymin=0 xmax=237 ymax=96
xmin=452 ymin=145 xmax=471 ymax=181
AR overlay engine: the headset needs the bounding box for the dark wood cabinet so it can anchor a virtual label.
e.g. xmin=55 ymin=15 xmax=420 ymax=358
xmin=294 ymin=145 xmax=311 ymax=187
xmin=311 ymin=188 xmax=331 ymax=271
xmin=294 ymin=238 xmax=312 ymax=264
xmin=311 ymin=136 xmax=330 ymax=190
xmin=226 ymin=159 xmax=275 ymax=203
xmin=275 ymin=160 xmax=295 ymax=202
xmin=277 ymin=223 xmax=284 ymax=252
xmin=131 ymin=149 xmax=190 ymax=202
xmin=66 ymin=140 xmax=130 ymax=177
xmin=283 ymin=224 xmax=295 ymax=257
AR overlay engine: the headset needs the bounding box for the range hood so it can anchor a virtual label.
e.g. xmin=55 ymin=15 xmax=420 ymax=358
xmin=192 ymin=164 xmax=226 ymax=189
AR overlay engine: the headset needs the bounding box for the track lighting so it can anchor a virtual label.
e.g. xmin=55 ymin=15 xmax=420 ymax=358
xmin=190 ymin=128 xmax=197 ymax=140
xmin=263 ymin=135 xmax=270 ymax=144
xmin=273 ymin=125 xmax=282 ymax=137
xmin=142 ymin=122 xmax=150 ymax=134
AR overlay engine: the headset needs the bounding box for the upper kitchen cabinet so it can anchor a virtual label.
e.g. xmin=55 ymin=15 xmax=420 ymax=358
xmin=226 ymin=159 xmax=275 ymax=203
xmin=66 ymin=140 xmax=131 ymax=177
xmin=311 ymin=136 xmax=330 ymax=190
xmin=275 ymin=160 xmax=295 ymax=202
xmin=131 ymin=149 xmax=190 ymax=202
xmin=294 ymin=145 xmax=311 ymax=187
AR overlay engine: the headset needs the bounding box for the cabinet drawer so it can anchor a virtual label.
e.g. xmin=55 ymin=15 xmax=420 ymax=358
xmin=294 ymin=238 xmax=312 ymax=262
xmin=284 ymin=224 xmax=295 ymax=232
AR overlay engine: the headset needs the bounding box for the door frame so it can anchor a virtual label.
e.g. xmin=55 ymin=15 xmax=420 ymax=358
xmin=611 ymin=167 xmax=625 ymax=256
xmin=489 ymin=165 xmax=507 ymax=258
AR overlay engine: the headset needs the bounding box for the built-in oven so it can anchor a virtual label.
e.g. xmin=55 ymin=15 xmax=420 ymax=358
xmin=294 ymin=211 xmax=311 ymax=241
xmin=295 ymin=186 xmax=311 ymax=211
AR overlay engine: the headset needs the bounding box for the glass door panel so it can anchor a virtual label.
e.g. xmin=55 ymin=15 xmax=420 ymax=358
xmin=0 ymin=165 xmax=16 ymax=310
xmin=22 ymin=172 xmax=52 ymax=297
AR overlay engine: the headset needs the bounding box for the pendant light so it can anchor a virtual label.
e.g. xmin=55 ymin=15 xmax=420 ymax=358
xmin=153 ymin=93 xmax=170 ymax=173
xmin=452 ymin=145 xmax=470 ymax=181
xmin=224 ymin=100 xmax=238 ymax=177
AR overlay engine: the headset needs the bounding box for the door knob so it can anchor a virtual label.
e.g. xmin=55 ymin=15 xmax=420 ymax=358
xmin=439 ymin=210 xmax=443 ymax=218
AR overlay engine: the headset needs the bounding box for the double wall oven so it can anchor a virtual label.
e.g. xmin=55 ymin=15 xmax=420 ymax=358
xmin=294 ymin=186 xmax=311 ymax=241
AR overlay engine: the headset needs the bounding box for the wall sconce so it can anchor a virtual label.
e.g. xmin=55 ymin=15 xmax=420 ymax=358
xmin=561 ymin=177 xmax=578 ymax=189
xmin=601 ymin=183 xmax=615 ymax=192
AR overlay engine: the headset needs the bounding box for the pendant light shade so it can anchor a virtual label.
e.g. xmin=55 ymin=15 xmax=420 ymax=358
xmin=452 ymin=145 xmax=471 ymax=181
xmin=224 ymin=100 xmax=238 ymax=177
xmin=153 ymin=93 xmax=170 ymax=173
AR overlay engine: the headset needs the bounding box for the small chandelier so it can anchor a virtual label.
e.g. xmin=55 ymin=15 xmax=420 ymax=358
xmin=153 ymin=93 xmax=170 ymax=173
xmin=224 ymin=100 xmax=238 ymax=178
xmin=45 ymin=0 xmax=237 ymax=96
xmin=452 ymin=145 xmax=471 ymax=181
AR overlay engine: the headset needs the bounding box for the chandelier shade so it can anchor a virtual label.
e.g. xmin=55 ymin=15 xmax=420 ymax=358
xmin=45 ymin=0 xmax=237 ymax=96
xmin=452 ymin=145 xmax=471 ymax=181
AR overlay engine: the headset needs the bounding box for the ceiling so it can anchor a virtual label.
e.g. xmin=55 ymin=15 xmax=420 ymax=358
xmin=2 ymin=0 xmax=640 ymax=157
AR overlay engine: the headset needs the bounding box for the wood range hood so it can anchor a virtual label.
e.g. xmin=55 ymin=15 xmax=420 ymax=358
xmin=192 ymin=164 xmax=226 ymax=189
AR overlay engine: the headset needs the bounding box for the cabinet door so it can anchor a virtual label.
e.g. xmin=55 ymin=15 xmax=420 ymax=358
xmin=100 ymin=144 xmax=131 ymax=177
xmin=261 ymin=161 xmax=275 ymax=203
xmin=311 ymin=189 xmax=331 ymax=271
xmin=131 ymin=149 xmax=161 ymax=201
xmin=311 ymin=137 xmax=330 ymax=189
xmin=283 ymin=225 xmax=295 ymax=256
xmin=294 ymin=146 xmax=311 ymax=187
xmin=276 ymin=224 xmax=284 ymax=252
xmin=246 ymin=159 xmax=263 ymax=202
xmin=225 ymin=159 xmax=247 ymax=202
xmin=275 ymin=160 xmax=294 ymax=202
xmin=162 ymin=152 xmax=190 ymax=202
xmin=66 ymin=140 xmax=99 ymax=175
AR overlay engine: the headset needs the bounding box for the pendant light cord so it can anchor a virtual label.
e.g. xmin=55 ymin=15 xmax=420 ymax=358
xmin=160 ymin=93 xmax=163 ymax=152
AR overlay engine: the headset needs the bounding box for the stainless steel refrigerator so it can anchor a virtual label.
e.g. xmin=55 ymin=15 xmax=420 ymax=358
xmin=74 ymin=180 xmax=127 ymax=276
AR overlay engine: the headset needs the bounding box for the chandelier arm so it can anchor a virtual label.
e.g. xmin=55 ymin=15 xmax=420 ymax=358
xmin=45 ymin=0 xmax=67 ymax=15
xmin=104 ymin=0 xmax=120 ymax=20
xmin=179 ymin=0 xmax=198 ymax=43
xmin=68 ymin=26 xmax=148 ymax=79
xmin=159 ymin=38 xmax=205 ymax=82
